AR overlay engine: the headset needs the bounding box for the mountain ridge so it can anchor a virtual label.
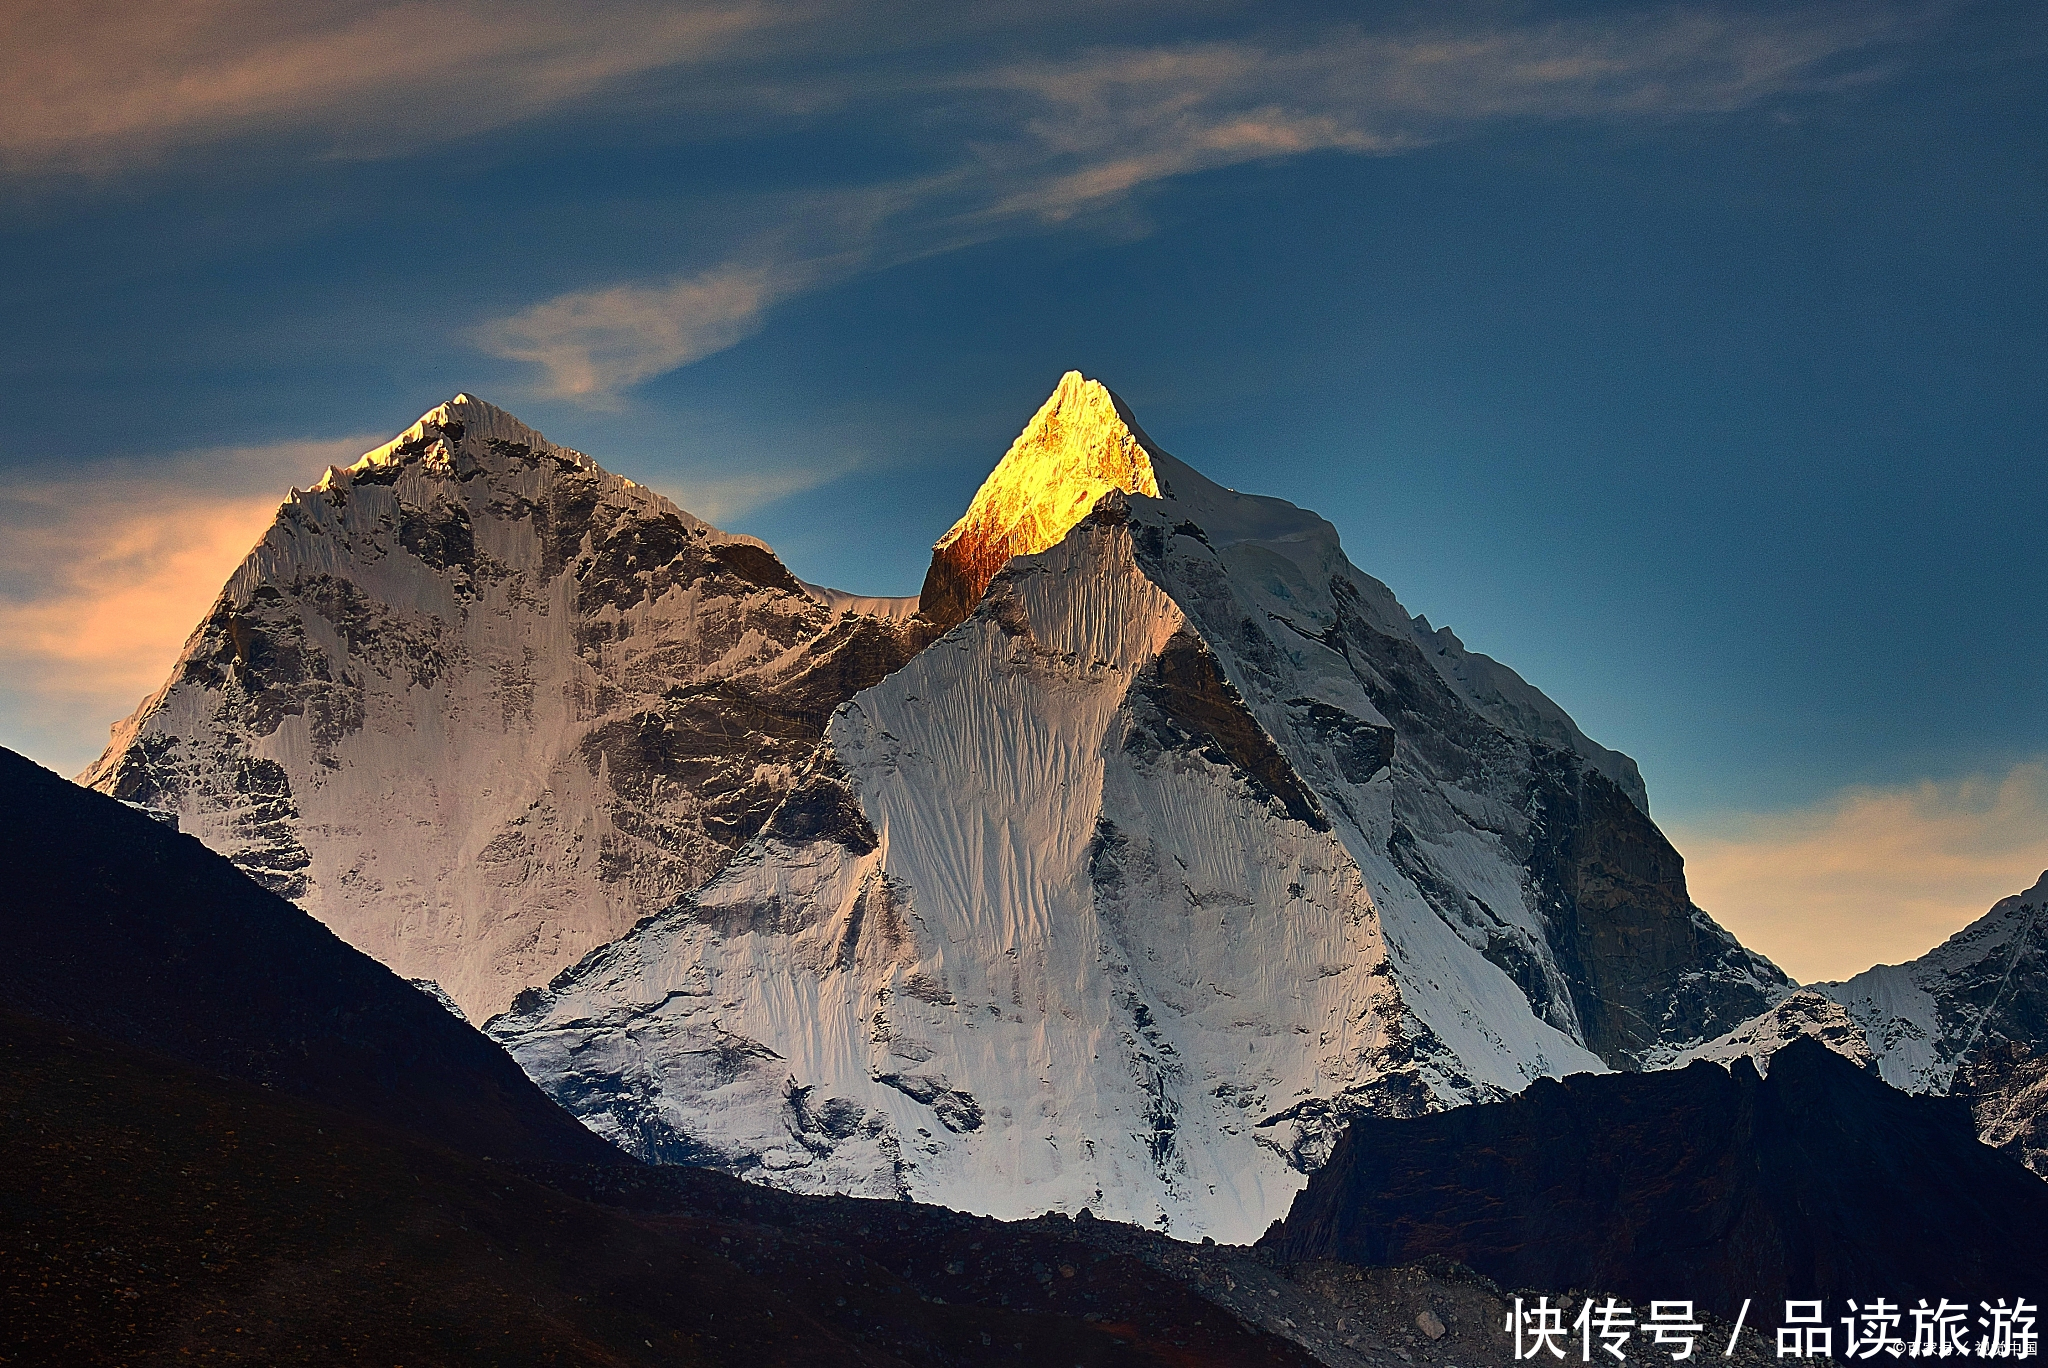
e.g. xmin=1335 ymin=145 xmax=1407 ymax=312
xmin=1680 ymin=869 xmax=2048 ymax=1176
xmin=1262 ymin=1035 xmax=2048 ymax=1313
xmin=80 ymin=373 xmax=1790 ymax=1238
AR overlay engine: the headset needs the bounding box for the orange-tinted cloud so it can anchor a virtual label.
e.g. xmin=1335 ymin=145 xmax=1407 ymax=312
xmin=0 ymin=0 xmax=781 ymax=172
xmin=0 ymin=436 xmax=375 ymax=773
xmin=1670 ymin=763 xmax=2048 ymax=984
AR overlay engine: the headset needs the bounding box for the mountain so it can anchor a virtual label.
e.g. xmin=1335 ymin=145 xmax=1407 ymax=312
xmin=487 ymin=373 xmax=1787 ymax=1242
xmin=1261 ymin=1036 xmax=2048 ymax=1315
xmin=80 ymin=395 xmax=928 ymax=1019
xmin=0 ymin=745 xmax=621 ymax=1166
xmin=1683 ymin=870 xmax=2048 ymax=1177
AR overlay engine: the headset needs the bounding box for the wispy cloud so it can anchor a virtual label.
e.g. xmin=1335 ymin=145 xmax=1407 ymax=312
xmin=966 ymin=8 xmax=1901 ymax=221
xmin=0 ymin=435 xmax=377 ymax=775
xmin=0 ymin=0 xmax=784 ymax=172
xmin=1670 ymin=762 xmax=2048 ymax=984
xmin=651 ymin=454 xmax=863 ymax=525
xmin=470 ymin=3 xmax=1919 ymax=399
xmin=9 ymin=3 xmax=1926 ymax=396
xmin=474 ymin=260 xmax=819 ymax=402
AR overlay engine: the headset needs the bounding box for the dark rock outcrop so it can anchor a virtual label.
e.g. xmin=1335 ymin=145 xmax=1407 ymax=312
xmin=1296 ymin=574 xmax=1789 ymax=1068
xmin=1138 ymin=629 xmax=1329 ymax=832
xmin=1525 ymin=757 xmax=1780 ymax=1065
xmin=1263 ymin=1037 xmax=2048 ymax=1314
xmin=1963 ymin=1039 xmax=2048 ymax=1179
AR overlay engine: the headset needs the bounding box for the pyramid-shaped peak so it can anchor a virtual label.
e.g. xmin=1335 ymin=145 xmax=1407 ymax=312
xmin=918 ymin=372 xmax=1163 ymax=630
xmin=317 ymin=394 xmax=587 ymax=491
xmin=938 ymin=372 xmax=1161 ymax=553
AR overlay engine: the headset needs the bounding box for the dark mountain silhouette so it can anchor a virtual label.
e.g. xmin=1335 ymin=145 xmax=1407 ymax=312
xmin=2 ymin=1006 xmax=1322 ymax=1366
xmin=0 ymin=746 xmax=622 ymax=1166
xmin=0 ymin=748 xmax=1340 ymax=1364
xmin=1264 ymin=1037 xmax=2048 ymax=1315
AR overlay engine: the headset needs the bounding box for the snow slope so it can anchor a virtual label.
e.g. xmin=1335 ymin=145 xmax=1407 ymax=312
xmin=490 ymin=374 xmax=1787 ymax=1239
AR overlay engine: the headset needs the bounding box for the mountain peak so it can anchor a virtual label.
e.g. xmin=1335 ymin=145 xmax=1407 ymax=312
xmin=84 ymin=390 xmax=929 ymax=1020
xmin=315 ymin=393 xmax=582 ymax=491
xmin=918 ymin=371 xmax=1163 ymax=630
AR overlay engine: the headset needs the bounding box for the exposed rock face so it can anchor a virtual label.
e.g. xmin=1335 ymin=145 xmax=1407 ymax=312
xmin=80 ymin=396 xmax=926 ymax=1020
xmin=491 ymin=374 xmax=1785 ymax=1241
xmin=1681 ymin=987 xmax=1878 ymax=1074
xmin=1526 ymin=761 xmax=1779 ymax=1067
xmin=1683 ymin=871 xmax=2048 ymax=1177
xmin=1263 ymin=1037 xmax=2048 ymax=1314
xmin=1964 ymin=1041 xmax=2048 ymax=1179
xmin=1121 ymin=456 xmax=1783 ymax=1074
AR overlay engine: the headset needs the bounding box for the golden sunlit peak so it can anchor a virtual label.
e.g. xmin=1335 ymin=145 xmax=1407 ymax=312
xmin=937 ymin=371 xmax=1159 ymax=554
xmin=918 ymin=371 xmax=1161 ymax=629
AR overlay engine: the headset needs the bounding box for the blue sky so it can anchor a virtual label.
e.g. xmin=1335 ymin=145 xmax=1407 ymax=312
xmin=2 ymin=0 xmax=2043 ymax=979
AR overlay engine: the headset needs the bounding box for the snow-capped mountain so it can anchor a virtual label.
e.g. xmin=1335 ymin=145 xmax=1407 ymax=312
xmin=80 ymin=395 xmax=927 ymax=1020
xmin=486 ymin=373 xmax=1788 ymax=1240
xmin=1682 ymin=870 xmax=2048 ymax=1177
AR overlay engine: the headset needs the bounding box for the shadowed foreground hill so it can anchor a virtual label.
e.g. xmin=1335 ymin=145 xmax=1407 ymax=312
xmin=1263 ymin=1037 xmax=2048 ymax=1314
xmin=0 ymin=748 xmax=1329 ymax=1364
xmin=0 ymin=1008 xmax=1321 ymax=1366
xmin=6 ymin=742 xmax=1972 ymax=1365
xmin=0 ymin=746 xmax=621 ymax=1166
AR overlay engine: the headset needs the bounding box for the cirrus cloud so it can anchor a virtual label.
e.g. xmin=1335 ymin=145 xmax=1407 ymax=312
xmin=4 ymin=3 xmax=1932 ymax=400
xmin=468 ymin=3 xmax=1923 ymax=400
xmin=0 ymin=0 xmax=786 ymax=173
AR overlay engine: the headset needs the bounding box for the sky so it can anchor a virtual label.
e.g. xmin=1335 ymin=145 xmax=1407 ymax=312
xmin=2 ymin=0 xmax=2043 ymax=983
